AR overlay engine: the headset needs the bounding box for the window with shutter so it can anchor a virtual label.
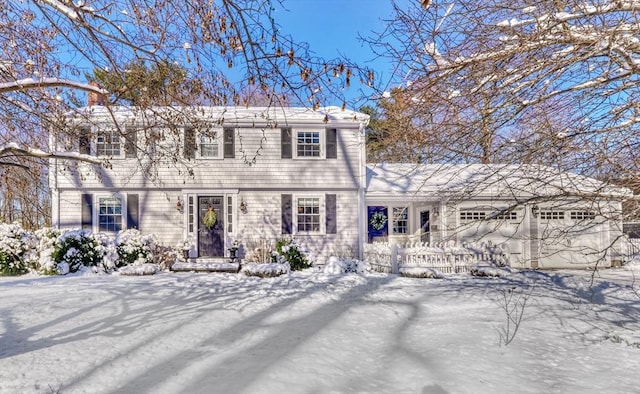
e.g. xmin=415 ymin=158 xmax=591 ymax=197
xmin=326 ymin=129 xmax=337 ymax=159
xmin=81 ymin=194 xmax=93 ymax=229
xmin=127 ymin=194 xmax=139 ymax=229
xmin=281 ymin=194 xmax=292 ymax=234
xmin=281 ymin=127 xmax=292 ymax=159
xmin=79 ymin=127 xmax=91 ymax=155
xmin=326 ymin=194 xmax=337 ymax=234
xmin=223 ymin=127 xmax=235 ymax=158
xmin=184 ymin=127 xmax=196 ymax=159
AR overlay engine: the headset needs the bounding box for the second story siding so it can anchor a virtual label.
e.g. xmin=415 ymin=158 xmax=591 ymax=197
xmin=52 ymin=106 xmax=368 ymax=191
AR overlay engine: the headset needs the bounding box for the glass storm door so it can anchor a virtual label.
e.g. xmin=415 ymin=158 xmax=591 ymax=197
xmin=420 ymin=209 xmax=430 ymax=243
xmin=198 ymin=196 xmax=224 ymax=257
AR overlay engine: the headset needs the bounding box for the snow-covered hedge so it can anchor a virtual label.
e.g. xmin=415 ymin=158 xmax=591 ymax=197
xmin=0 ymin=222 xmax=37 ymax=275
xmin=116 ymin=229 xmax=158 ymax=268
xmin=0 ymin=222 xmax=165 ymax=276
xmin=322 ymin=256 xmax=370 ymax=274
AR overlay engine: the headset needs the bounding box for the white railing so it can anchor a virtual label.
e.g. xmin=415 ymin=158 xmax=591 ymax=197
xmin=363 ymin=240 xmax=510 ymax=274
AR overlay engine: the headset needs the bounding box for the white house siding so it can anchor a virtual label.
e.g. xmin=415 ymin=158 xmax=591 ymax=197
xmin=234 ymin=190 xmax=360 ymax=263
xmin=54 ymin=189 xmax=184 ymax=247
xmin=51 ymin=106 xmax=367 ymax=264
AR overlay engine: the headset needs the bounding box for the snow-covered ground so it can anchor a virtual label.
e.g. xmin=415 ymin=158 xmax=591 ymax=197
xmin=0 ymin=266 xmax=638 ymax=394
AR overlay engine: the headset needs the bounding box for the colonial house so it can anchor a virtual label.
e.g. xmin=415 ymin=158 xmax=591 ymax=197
xmin=49 ymin=105 xmax=631 ymax=270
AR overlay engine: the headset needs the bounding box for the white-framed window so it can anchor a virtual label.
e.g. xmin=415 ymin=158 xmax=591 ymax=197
xmin=570 ymin=211 xmax=596 ymax=220
xmin=95 ymin=128 xmax=123 ymax=158
xmin=96 ymin=194 xmax=125 ymax=232
xmin=296 ymin=196 xmax=321 ymax=233
xmin=392 ymin=207 xmax=408 ymax=234
xmin=196 ymin=127 xmax=223 ymax=159
xmin=460 ymin=211 xmax=487 ymax=222
xmin=294 ymin=129 xmax=324 ymax=158
xmin=540 ymin=211 xmax=565 ymax=220
xmin=492 ymin=211 xmax=518 ymax=221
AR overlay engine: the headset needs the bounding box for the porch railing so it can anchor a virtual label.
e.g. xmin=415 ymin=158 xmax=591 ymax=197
xmin=363 ymin=240 xmax=509 ymax=274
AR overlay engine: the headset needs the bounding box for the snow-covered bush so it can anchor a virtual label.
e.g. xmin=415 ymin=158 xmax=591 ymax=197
xmin=273 ymin=238 xmax=312 ymax=271
xmin=155 ymin=244 xmax=178 ymax=271
xmin=93 ymin=232 xmax=118 ymax=272
xmin=115 ymin=229 xmax=157 ymax=268
xmin=242 ymin=262 xmax=290 ymax=277
xmin=33 ymin=227 xmax=61 ymax=275
xmin=51 ymin=229 xmax=102 ymax=273
xmin=244 ymin=239 xmax=274 ymax=263
xmin=0 ymin=222 xmax=37 ymax=275
xmin=399 ymin=267 xmax=444 ymax=279
xmin=323 ymin=256 xmax=370 ymax=274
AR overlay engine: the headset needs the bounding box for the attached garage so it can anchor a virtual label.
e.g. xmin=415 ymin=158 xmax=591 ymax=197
xmin=365 ymin=163 xmax=630 ymax=269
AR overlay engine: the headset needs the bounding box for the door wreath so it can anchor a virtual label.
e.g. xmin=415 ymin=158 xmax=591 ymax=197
xmin=369 ymin=211 xmax=387 ymax=230
xmin=203 ymin=207 xmax=217 ymax=228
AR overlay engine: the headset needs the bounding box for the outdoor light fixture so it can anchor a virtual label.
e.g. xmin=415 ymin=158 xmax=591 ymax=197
xmin=531 ymin=204 xmax=539 ymax=218
xmin=239 ymin=198 xmax=247 ymax=214
xmin=176 ymin=196 xmax=184 ymax=213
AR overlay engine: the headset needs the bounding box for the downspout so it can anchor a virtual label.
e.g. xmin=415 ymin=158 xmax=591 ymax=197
xmin=358 ymin=118 xmax=368 ymax=260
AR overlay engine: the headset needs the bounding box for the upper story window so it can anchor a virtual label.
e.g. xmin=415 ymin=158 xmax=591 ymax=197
xmin=198 ymin=132 xmax=222 ymax=158
xmin=96 ymin=129 xmax=122 ymax=157
xmin=97 ymin=196 xmax=123 ymax=232
xmin=281 ymin=127 xmax=336 ymax=160
xmin=296 ymin=131 xmax=322 ymax=158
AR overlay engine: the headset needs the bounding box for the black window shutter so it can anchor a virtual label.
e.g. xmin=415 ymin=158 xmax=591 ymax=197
xmin=281 ymin=127 xmax=292 ymax=159
xmin=282 ymin=194 xmax=292 ymax=234
xmin=125 ymin=129 xmax=137 ymax=158
xmin=127 ymin=194 xmax=139 ymax=229
xmin=326 ymin=128 xmax=337 ymax=159
xmin=79 ymin=127 xmax=91 ymax=155
xmin=81 ymin=193 xmax=93 ymax=230
xmin=223 ymin=127 xmax=235 ymax=158
xmin=184 ymin=127 xmax=196 ymax=159
xmin=326 ymin=194 xmax=337 ymax=234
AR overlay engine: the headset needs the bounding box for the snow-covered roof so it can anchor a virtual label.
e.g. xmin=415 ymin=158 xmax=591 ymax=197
xmin=366 ymin=163 xmax=632 ymax=200
xmin=70 ymin=105 xmax=369 ymax=127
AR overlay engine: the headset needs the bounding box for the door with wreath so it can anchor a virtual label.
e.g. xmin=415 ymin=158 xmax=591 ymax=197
xmin=367 ymin=206 xmax=388 ymax=243
xmin=198 ymin=196 xmax=224 ymax=257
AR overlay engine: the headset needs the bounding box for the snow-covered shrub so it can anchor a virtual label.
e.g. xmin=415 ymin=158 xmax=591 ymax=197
xmin=51 ymin=229 xmax=102 ymax=273
xmin=242 ymin=262 xmax=290 ymax=277
xmin=0 ymin=222 xmax=36 ymax=275
xmin=399 ymin=267 xmax=444 ymax=279
xmin=115 ymin=229 xmax=157 ymax=268
xmin=323 ymin=256 xmax=370 ymax=274
xmin=244 ymin=238 xmax=275 ymax=263
xmin=93 ymin=232 xmax=118 ymax=272
xmin=33 ymin=227 xmax=61 ymax=275
xmin=155 ymin=244 xmax=178 ymax=271
xmin=273 ymin=238 xmax=312 ymax=271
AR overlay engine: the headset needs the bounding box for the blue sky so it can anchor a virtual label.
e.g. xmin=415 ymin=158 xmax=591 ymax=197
xmin=274 ymin=0 xmax=406 ymax=103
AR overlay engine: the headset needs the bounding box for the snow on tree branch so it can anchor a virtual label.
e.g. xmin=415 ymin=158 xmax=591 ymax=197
xmin=40 ymin=0 xmax=78 ymax=20
xmin=0 ymin=78 xmax=108 ymax=95
xmin=0 ymin=143 xmax=101 ymax=165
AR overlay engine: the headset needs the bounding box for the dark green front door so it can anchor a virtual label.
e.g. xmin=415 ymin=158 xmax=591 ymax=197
xmin=198 ymin=196 xmax=224 ymax=257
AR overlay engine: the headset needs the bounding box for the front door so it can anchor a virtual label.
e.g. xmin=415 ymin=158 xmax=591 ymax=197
xmin=198 ymin=196 xmax=224 ymax=257
xmin=420 ymin=209 xmax=430 ymax=243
